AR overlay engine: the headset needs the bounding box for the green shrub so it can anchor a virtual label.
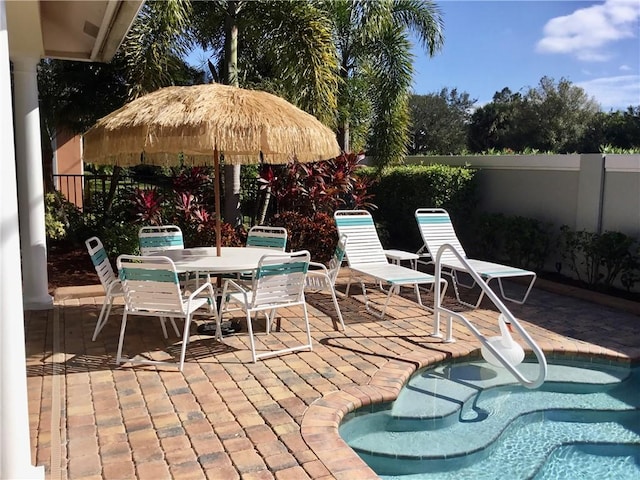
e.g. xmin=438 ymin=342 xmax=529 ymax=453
xmin=471 ymin=213 xmax=553 ymax=271
xmin=45 ymin=192 xmax=86 ymax=243
xmin=368 ymin=164 xmax=477 ymax=250
xmin=270 ymin=211 xmax=337 ymax=264
xmin=559 ymin=226 xmax=639 ymax=290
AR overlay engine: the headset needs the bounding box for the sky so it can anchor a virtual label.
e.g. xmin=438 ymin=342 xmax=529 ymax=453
xmin=412 ymin=0 xmax=640 ymax=111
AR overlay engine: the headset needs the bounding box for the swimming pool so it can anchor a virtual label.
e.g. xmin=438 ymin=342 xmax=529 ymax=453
xmin=340 ymin=359 xmax=640 ymax=479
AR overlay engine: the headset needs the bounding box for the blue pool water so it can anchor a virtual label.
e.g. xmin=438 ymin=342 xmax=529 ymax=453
xmin=340 ymin=360 xmax=640 ymax=479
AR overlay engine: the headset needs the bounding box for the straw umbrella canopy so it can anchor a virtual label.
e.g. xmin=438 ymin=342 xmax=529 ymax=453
xmin=83 ymin=83 xmax=341 ymax=255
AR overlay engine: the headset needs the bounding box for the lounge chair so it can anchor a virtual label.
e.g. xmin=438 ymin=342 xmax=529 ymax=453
xmin=415 ymin=208 xmax=536 ymax=308
xmin=334 ymin=210 xmax=446 ymax=319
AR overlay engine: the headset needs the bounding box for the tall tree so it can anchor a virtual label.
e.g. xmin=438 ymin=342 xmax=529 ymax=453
xmin=468 ymin=78 xmax=600 ymax=153
xmin=189 ymin=0 xmax=340 ymax=226
xmin=467 ymin=88 xmax=524 ymax=152
xmin=409 ymin=88 xmax=476 ymax=154
xmin=119 ymin=0 xmax=196 ymax=99
xmin=317 ymin=0 xmax=444 ymax=166
xmin=524 ymin=76 xmax=600 ymax=152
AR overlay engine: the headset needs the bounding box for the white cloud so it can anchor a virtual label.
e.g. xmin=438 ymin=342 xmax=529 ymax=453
xmin=620 ymin=64 xmax=632 ymax=71
xmin=577 ymin=75 xmax=640 ymax=110
xmin=536 ymin=0 xmax=640 ymax=61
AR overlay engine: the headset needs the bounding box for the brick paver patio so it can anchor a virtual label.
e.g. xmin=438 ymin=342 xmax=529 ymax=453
xmin=26 ymin=274 xmax=640 ymax=479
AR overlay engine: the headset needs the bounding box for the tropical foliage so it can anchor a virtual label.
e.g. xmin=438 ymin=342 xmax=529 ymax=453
xmin=559 ymin=226 xmax=639 ymax=291
xmin=189 ymin=0 xmax=339 ymax=125
xmin=317 ymin=0 xmax=444 ymax=166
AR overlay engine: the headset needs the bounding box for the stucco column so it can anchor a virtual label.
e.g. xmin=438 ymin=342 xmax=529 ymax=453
xmin=0 ymin=2 xmax=45 ymax=478
xmin=12 ymin=55 xmax=53 ymax=310
xmin=576 ymin=154 xmax=606 ymax=233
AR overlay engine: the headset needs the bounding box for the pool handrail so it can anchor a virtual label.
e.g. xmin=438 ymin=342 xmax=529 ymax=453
xmin=433 ymin=243 xmax=547 ymax=389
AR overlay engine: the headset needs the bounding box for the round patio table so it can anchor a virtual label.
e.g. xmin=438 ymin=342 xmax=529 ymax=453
xmin=159 ymin=246 xmax=279 ymax=275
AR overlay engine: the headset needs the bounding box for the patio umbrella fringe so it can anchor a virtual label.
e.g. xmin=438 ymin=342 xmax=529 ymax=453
xmin=83 ymin=84 xmax=340 ymax=166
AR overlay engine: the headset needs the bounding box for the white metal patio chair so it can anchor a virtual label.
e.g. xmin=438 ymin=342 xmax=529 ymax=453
xmin=234 ymin=226 xmax=289 ymax=285
xmin=304 ymin=234 xmax=348 ymax=331
xmin=116 ymin=254 xmax=220 ymax=371
xmin=138 ymin=225 xmax=207 ymax=288
xmin=246 ymin=225 xmax=288 ymax=250
xmin=415 ymin=208 xmax=536 ymax=308
xmin=138 ymin=225 xmax=184 ymax=254
xmin=334 ymin=210 xmax=447 ymax=319
xmin=218 ymin=250 xmax=312 ymax=363
xmin=85 ymin=236 xmax=124 ymax=341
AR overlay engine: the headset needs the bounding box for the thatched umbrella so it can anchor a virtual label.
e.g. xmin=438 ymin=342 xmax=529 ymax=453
xmin=83 ymin=83 xmax=341 ymax=255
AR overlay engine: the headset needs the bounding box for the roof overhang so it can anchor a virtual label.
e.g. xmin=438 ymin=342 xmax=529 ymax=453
xmin=6 ymin=0 xmax=144 ymax=62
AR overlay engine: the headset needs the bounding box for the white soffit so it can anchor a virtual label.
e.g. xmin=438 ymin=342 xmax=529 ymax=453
xmin=7 ymin=0 xmax=143 ymax=62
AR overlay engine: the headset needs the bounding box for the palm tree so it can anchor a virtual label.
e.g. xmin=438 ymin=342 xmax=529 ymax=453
xmin=317 ymin=0 xmax=444 ymax=166
xmin=189 ymin=0 xmax=340 ymax=226
xmin=118 ymin=0 xmax=196 ymax=100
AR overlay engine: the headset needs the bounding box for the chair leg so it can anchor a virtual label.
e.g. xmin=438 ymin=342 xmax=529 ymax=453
xmin=246 ymin=311 xmax=258 ymax=363
xmin=413 ymin=283 xmax=424 ymax=307
xmin=361 ymin=281 xmax=394 ymax=319
xmin=329 ymin=288 xmax=346 ymax=331
xmin=169 ymin=318 xmax=180 ymax=336
xmin=253 ymin=302 xmax=314 ymax=362
xmin=265 ymin=309 xmax=276 ymax=334
xmin=496 ymin=274 xmax=536 ymax=304
xmin=378 ymin=285 xmax=399 ymax=319
xmin=301 ymin=302 xmax=313 ymax=351
xmin=178 ymin=314 xmax=192 ymax=372
xmin=159 ymin=317 xmax=169 ymax=338
xmin=116 ymin=311 xmax=129 ymax=365
xmin=92 ymin=296 xmax=113 ymax=341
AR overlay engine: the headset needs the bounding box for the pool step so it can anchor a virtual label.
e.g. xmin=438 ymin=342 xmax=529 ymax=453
xmin=355 ymin=411 xmax=640 ymax=478
xmin=390 ymin=361 xmax=630 ymax=426
xmin=341 ymin=362 xmax=640 ymax=476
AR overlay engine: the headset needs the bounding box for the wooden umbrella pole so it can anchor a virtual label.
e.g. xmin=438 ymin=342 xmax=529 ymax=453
xmin=214 ymin=148 xmax=222 ymax=256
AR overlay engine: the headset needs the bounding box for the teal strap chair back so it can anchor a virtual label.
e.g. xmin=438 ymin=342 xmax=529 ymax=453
xmin=246 ymin=226 xmax=287 ymax=251
xmin=139 ymin=225 xmax=184 ymax=255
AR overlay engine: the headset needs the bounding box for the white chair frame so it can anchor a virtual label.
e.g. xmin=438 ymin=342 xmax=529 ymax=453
xmin=415 ymin=208 xmax=536 ymax=308
xmin=246 ymin=225 xmax=288 ymax=250
xmin=334 ymin=210 xmax=447 ymax=319
xmin=139 ymin=225 xmax=184 ymax=255
xmin=218 ymin=251 xmax=312 ymax=362
xmin=116 ymin=254 xmax=219 ymax=371
xmin=85 ymin=236 xmax=123 ymax=341
xmin=304 ymin=234 xmax=348 ymax=331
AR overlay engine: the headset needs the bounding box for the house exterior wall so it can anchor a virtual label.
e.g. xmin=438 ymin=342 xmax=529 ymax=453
xmin=53 ymin=129 xmax=83 ymax=208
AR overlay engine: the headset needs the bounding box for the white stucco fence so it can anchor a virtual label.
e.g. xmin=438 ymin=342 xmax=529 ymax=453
xmin=405 ymin=154 xmax=640 ymax=289
xmin=406 ymin=154 xmax=640 ymax=239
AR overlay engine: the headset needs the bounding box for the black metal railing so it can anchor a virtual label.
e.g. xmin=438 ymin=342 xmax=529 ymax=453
xmin=53 ymin=172 xmax=261 ymax=226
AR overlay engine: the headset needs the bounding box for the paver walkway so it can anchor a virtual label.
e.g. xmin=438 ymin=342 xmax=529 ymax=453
xmin=25 ymin=275 xmax=640 ymax=479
